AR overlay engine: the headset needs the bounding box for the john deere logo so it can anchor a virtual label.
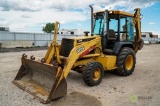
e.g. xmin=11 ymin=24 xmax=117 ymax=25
xmin=130 ymin=95 xmax=138 ymax=103
xmin=76 ymin=46 xmax=85 ymax=53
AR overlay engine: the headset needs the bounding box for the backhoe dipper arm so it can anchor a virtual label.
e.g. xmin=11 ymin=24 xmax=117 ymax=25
xmin=133 ymin=8 xmax=144 ymax=52
xmin=133 ymin=8 xmax=141 ymax=42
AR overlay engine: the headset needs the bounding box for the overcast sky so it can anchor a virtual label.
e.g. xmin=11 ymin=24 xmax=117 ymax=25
xmin=0 ymin=0 xmax=160 ymax=36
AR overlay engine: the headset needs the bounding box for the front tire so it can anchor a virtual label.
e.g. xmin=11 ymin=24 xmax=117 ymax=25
xmin=83 ymin=62 xmax=104 ymax=86
xmin=115 ymin=47 xmax=136 ymax=76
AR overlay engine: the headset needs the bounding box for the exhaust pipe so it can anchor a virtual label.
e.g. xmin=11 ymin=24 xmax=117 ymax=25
xmin=89 ymin=5 xmax=94 ymax=36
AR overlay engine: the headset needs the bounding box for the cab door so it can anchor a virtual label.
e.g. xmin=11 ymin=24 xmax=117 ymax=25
xmin=120 ymin=16 xmax=134 ymax=42
xmin=126 ymin=17 xmax=134 ymax=42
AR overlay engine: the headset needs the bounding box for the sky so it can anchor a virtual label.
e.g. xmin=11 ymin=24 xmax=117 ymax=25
xmin=0 ymin=0 xmax=160 ymax=36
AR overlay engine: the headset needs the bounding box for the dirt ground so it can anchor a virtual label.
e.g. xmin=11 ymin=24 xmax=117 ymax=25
xmin=0 ymin=44 xmax=160 ymax=106
xmin=0 ymin=47 xmax=48 ymax=53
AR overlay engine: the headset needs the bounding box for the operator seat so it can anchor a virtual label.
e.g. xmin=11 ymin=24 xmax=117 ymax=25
xmin=102 ymin=29 xmax=117 ymax=54
xmin=108 ymin=29 xmax=116 ymax=40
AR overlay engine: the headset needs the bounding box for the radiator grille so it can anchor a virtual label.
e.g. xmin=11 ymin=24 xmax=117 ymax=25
xmin=60 ymin=38 xmax=74 ymax=57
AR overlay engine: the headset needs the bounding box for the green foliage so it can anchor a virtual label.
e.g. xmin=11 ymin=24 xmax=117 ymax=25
xmin=42 ymin=23 xmax=55 ymax=33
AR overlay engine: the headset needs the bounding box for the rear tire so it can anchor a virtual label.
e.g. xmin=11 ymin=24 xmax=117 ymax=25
xmin=83 ymin=62 xmax=104 ymax=86
xmin=115 ymin=47 xmax=136 ymax=76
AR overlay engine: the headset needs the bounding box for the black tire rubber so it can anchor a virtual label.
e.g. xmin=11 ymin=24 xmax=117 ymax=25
xmin=83 ymin=61 xmax=104 ymax=86
xmin=115 ymin=47 xmax=136 ymax=76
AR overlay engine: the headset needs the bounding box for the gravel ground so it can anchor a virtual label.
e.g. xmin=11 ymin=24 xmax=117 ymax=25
xmin=0 ymin=44 xmax=160 ymax=106
xmin=0 ymin=47 xmax=48 ymax=53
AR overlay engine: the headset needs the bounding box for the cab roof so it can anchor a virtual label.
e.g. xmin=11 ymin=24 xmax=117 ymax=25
xmin=94 ymin=10 xmax=134 ymax=17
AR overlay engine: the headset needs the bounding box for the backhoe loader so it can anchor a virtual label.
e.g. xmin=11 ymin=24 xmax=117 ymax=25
xmin=13 ymin=5 xmax=144 ymax=103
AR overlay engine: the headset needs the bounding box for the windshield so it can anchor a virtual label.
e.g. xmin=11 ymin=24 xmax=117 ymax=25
xmin=93 ymin=15 xmax=104 ymax=35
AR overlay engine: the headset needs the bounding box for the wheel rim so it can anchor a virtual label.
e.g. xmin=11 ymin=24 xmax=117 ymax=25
xmin=125 ymin=55 xmax=133 ymax=70
xmin=93 ymin=68 xmax=101 ymax=81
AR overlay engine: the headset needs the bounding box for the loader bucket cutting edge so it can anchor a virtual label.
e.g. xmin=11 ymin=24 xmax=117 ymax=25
xmin=12 ymin=58 xmax=67 ymax=103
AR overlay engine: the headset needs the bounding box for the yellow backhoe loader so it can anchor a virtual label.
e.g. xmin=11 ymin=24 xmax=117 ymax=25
xmin=13 ymin=5 xmax=144 ymax=103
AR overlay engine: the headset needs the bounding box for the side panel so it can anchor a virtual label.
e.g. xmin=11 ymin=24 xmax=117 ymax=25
xmin=113 ymin=42 xmax=134 ymax=55
xmin=95 ymin=55 xmax=117 ymax=70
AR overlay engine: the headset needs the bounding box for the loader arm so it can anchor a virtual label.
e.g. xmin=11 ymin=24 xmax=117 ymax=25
xmin=63 ymin=37 xmax=100 ymax=78
xmin=44 ymin=21 xmax=62 ymax=64
xmin=54 ymin=37 xmax=101 ymax=89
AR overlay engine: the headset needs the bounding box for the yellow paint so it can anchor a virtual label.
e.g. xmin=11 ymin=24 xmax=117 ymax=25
xmin=125 ymin=55 xmax=133 ymax=70
xmin=96 ymin=55 xmax=117 ymax=71
xmin=44 ymin=21 xmax=62 ymax=64
xmin=73 ymin=58 xmax=95 ymax=68
xmin=82 ymin=54 xmax=100 ymax=58
xmin=71 ymin=36 xmax=96 ymax=40
xmin=93 ymin=68 xmax=101 ymax=81
xmin=94 ymin=10 xmax=134 ymax=17
xmin=63 ymin=36 xmax=101 ymax=78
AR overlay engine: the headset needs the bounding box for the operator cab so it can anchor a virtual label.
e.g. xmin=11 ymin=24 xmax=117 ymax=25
xmin=93 ymin=10 xmax=135 ymax=54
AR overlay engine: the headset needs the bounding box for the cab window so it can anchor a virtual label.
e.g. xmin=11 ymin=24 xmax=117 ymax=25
xmin=120 ymin=16 xmax=134 ymax=42
xmin=93 ymin=15 xmax=104 ymax=35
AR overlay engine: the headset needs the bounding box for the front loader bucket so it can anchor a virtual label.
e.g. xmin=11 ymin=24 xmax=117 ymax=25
xmin=12 ymin=56 xmax=67 ymax=103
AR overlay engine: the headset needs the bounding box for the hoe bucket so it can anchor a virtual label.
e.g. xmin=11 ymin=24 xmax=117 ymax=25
xmin=12 ymin=57 xmax=67 ymax=103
